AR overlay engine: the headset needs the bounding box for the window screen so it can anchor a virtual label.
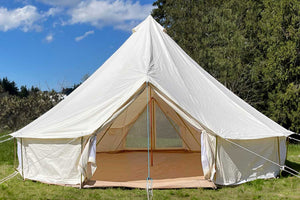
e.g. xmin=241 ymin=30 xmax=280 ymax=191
xmin=155 ymin=104 xmax=183 ymax=148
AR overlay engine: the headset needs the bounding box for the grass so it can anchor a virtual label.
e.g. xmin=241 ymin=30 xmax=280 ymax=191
xmin=1 ymin=131 xmax=300 ymax=200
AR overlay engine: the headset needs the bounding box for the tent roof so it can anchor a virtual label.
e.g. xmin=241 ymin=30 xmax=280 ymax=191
xmin=11 ymin=16 xmax=292 ymax=139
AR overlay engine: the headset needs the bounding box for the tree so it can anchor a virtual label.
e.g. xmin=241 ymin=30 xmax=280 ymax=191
xmin=257 ymin=0 xmax=300 ymax=133
xmin=0 ymin=77 xmax=62 ymax=132
xmin=152 ymin=0 xmax=300 ymax=133
xmin=0 ymin=77 xmax=19 ymax=96
xmin=30 ymin=86 xmax=40 ymax=94
xmin=19 ymin=86 xmax=29 ymax=98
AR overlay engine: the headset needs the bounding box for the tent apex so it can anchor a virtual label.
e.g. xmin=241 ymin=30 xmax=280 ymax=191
xmin=132 ymin=15 xmax=164 ymax=33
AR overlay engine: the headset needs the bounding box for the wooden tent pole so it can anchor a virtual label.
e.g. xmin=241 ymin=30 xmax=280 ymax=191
xmin=286 ymin=137 xmax=289 ymax=164
xmin=21 ymin=138 xmax=24 ymax=180
xmin=277 ymin=137 xmax=281 ymax=165
xmin=80 ymin=137 xmax=83 ymax=189
xmin=214 ymin=136 xmax=218 ymax=182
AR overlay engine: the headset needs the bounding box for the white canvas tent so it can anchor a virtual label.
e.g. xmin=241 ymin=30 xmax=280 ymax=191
xmin=11 ymin=16 xmax=292 ymax=188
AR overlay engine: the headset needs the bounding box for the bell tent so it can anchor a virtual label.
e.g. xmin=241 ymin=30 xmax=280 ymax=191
xmin=11 ymin=16 xmax=292 ymax=189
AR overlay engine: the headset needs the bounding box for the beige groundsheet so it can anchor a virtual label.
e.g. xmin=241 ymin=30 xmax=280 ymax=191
xmin=85 ymin=151 xmax=215 ymax=188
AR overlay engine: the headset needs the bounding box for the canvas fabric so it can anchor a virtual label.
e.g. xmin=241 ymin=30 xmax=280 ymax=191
xmin=214 ymin=137 xmax=286 ymax=185
xmin=18 ymin=138 xmax=82 ymax=184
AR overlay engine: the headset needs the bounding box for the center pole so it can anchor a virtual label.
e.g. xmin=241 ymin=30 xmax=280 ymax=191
xmin=150 ymin=95 xmax=154 ymax=167
xmin=146 ymin=82 xmax=151 ymax=178
xmin=146 ymin=82 xmax=153 ymax=200
xmin=148 ymin=84 xmax=154 ymax=167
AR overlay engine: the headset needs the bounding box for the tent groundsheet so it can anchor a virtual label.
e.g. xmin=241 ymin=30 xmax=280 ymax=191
xmin=84 ymin=151 xmax=215 ymax=189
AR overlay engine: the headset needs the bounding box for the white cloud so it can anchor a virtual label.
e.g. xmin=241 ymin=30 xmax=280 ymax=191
xmin=75 ymin=30 xmax=94 ymax=42
xmin=35 ymin=0 xmax=82 ymax=7
xmin=0 ymin=1 xmax=154 ymax=33
xmin=69 ymin=0 xmax=153 ymax=31
xmin=0 ymin=5 xmax=64 ymax=32
xmin=0 ymin=5 xmax=42 ymax=32
xmin=44 ymin=7 xmax=63 ymax=17
xmin=45 ymin=33 xmax=54 ymax=42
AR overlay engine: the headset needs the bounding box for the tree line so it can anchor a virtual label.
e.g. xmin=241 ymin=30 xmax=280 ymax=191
xmin=152 ymin=0 xmax=299 ymax=133
xmin=0 ymin=77 xmax=79 ymax=132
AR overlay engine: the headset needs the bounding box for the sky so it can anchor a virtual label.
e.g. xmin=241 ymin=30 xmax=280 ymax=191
xmin=0 ymin=0 xmax=156 ymax=91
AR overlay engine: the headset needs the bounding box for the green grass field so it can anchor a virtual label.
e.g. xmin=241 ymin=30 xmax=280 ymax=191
xmin=0 ymin=132 xmax=299 ymax=200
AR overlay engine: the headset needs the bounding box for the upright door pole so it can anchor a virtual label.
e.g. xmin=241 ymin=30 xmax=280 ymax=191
xmin=80 ymin=137 xmax=83 ymax=189
xmin=146 ymin=82 xmax=153 ymax=200
xmin=150 ymin=87 xmax=154 ymax=166
xmin=21 ymin=138 xmax=24 ymax=180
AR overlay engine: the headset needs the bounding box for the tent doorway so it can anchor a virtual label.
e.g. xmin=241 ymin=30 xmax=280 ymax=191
xmin=86 ymin=86 xmax=215 ymax=188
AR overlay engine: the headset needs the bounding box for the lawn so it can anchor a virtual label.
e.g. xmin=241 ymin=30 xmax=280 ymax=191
xmin=0 ymin=132 xmax=299 ymax=200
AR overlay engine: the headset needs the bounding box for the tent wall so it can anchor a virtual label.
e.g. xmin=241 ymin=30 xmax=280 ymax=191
xmin=18 ymin=138 xmax=82 ymax=185
xmin=215 ymin=137 xmax=286 ymax=185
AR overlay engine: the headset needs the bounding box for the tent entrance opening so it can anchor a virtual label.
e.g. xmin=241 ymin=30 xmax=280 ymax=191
xmin=87 ymin=87 xmax=214 ymax=188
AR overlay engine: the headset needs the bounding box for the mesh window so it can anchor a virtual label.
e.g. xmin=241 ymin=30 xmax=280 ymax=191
xmin=125 ymin=108 xmax=148 ymax=148
xmin=155 ymin=104 xmax=183 ymax=148
xmin=125 ymin=102 xmax=183 ymax=149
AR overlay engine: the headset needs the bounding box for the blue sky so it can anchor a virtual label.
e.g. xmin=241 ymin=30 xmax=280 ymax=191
xmin=0 ymin=0 xmax=155 ymax=91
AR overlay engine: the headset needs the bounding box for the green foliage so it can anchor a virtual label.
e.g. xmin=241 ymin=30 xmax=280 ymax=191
xmin=0 ymin=91 xmax=61 ymax=131
xmin=0 ymin=78 xmax=62 ymax=132
xmin=152 ymin=0 xmax=300 ymax=133
xmin=257 ymin=0 xmax=300 ymax=133
xmin=0 ymin=77 xmax=18 ymax=96
xmin=19 ymin=86 xmax=29 ymax=98
xmin=0 ymin=76 xmax=87 ymax=132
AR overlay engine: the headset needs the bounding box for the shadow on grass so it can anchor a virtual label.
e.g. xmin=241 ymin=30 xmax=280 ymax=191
xmin=281 ymin=160 xmax=300 ymax=177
